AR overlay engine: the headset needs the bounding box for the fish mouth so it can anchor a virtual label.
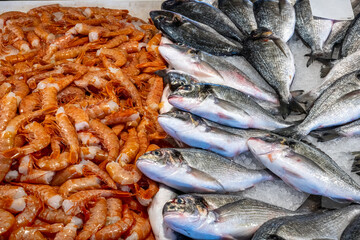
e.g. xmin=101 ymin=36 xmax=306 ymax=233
xmin=136 ymin=158 xmax=156 ymax=169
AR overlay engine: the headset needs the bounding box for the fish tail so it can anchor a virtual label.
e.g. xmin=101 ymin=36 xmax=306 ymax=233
xmin=294 ymin=92 xmax=316 ymax=110
xmin=280 ymin=97 xmax=306 ymax=118
xmin=305 ymin=51 xmax=324 ymax=67
xmin=272 ymin=125 xmax=304 ymax=139
xmin=309 ymin=130 xmax=341 ymax=142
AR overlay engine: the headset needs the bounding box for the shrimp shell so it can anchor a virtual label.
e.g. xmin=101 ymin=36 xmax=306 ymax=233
xmin=125 ymin=212 xmax=151 ymax=240
xmin=119 ymin=40 xmax=141 ymax=53
xmin=38 ymin=207 xmax=73 ymax=225
xmin=33 ymin=222 xmax=64 ymax=234
xmin=118 ymin=128 xmax=140 ymax=164
xmin=105 ymin=198 xmax=122 ymax=226
xmin=58 ymin=86 xmax=85 ymax=105
xmin=0 ymin=92 xmax=18 ymax=132
xmin=28 ymin=4 xmax=61 ymax=16
xmin=34 ymin=25 xmax=55 ymax=43
xmin=54 ymin=45 xmax=88 ymax=61
xmin=106 ymin=162 xmax=142 ymax=185
xmin=0 ymin=82 xmax=11 ymax=99
xmin=74 ymin=70 xmax=108 ymax=90
xmin=76 ymin=197 xmax=107 ymax=240
xmin=63 ymin=104 xmax=89 ymax=131
xmin=86 ymin=100 xmax=119 ymax=119
xmin=13 ymin=195 xmax=42 ymax=230
xmin=0 ymin=185 xmax=27 ymax=199
xmin=97 ymin=48 xmax=128 ymax=67
xmin=0 ymin=209 xmax=15 ymax=235
xmin=9 ymin=227 xmax=46 ymax=240
xmin=54 ymin=217 xmax=82 ymax=240
xmin=51 ymin=164 xmax=84 ymax=186
xmin=101 ymin=109 xmax=139 ymax=126
xmin=82 ymin=160 xmax=117 ymax=190
xmin=26 ymin=31 xmax=40 ymax=48
xmin=80 ymin=146 xmax=108 ymax=163
xmin=135 ymin=178 xmax=158 ymax=207
xmin=112 ymin=124 xmax=125 ymax=136
xmin=62 ymin=189 xmax=131 ymax=216
xmin=35 ymin=152 xmax=71 ymax=172
xmin=59 ymin=176 xmax=102 ymax=197
xmin=96 ymin=35 xmax=129 ymax=49
xmin=82 ymin=7 xmax=128 ymax=18
xmin=78 ymin=132 xmax=100 ymax=146
xmin=13 ymin=183 xmax=63 ymax=209
xmin=12 ymin=40 xmax=30 ymax=53
xmin=145 ymin=76 xmax=163 ymax=111
xmin=0 ymin=196 xmax=25 ymax=213
xmin=20 ymin=169 xmax=55 ymax=185
xmin=94 ymin=205 xmax=134 ymax=240
xmin=89 ymin=119 xmax=120 ymax=164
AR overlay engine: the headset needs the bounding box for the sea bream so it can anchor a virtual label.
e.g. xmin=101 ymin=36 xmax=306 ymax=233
xmin=341 ymin=13 xmax=360 ymax=58
xmin=243 ymin=29 xmax=305 ymax=118
xmin=311 ymin=118 xmax=360 ymax=142
xmin=247 ymin=134 xmax=360 ymax=202
xmin=161 ymin=0 xmax=245 ymax=42
xmin=168 ymin=83 xmax=292 ymax=130
xmin=253 ymin=0 xmax=296 ymax=42
xmin=253 ymin=205 xmax=360 ymax=240
xmin=158 ymin=44 xmax=279 ymax=104
xmin=294 ymin=0 xmax=333 ymax=66
xmin=218 ymin=0 xmax=257 ymax=36
xmin=163 ymin=197 xmax=300 ymax=239
xmin=341 ymin=214 xmax=360 ymax=240
xmin=150 ymin=10 xmax=243 ymax=56
xmin=137 ymin=148 xmax=274 ymax=193
xmin=157 ymin=110 xmax=268 ymax=157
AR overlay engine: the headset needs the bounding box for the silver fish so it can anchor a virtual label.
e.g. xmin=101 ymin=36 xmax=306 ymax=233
xmin=168 ymin=83 xmax=292 ymax=130
xmin=282 ymin=71 xmax=360 ymax=138
xmin=157 ymin=110 xmax=268 ymax=157
xmin=163 ymin=197 xmax=299 ymax=239
xmin=161 ymin=0 xmax=245 ymax=42
xmin=247 ymin=134 xmax=360 ymax=202
xmin=150 ymin=10 xmax=243 ymax=56
xmin=158 ymin=44 xmax=279 ymax=104
xmin=299 ymin=50 xmax=360 ymax=105
xmin=254 ymin=0 xmax=296 ymax=42
xmin=311 ymin=119 xmax=360 ymax=142
xmin=253 ymin=205 xmax=360 ymax=240
xmin=137 ymin=148 xmax=274 ymax=193
xmin=341 ymin=13 xmax=360 ymax=58
xmin=243 ymin=29 xmax=304 ymax=117
xmin=294 ymin=0 xmax=333 ymax=66
xmin=218 ymin=0 xmax=257 ymax=36
xmin=340 ymin=214 xmax=360 ymax=240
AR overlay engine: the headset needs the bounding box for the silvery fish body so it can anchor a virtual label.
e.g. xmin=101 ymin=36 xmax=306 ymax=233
xmin=253 ymin=205 xmax=360 ymax=240
xmin=163 ymin=197 xmax=299 ymax=239
xmin=341 ymin=214 xmax=360 ymax=240
xmin=312 ymin=118 xmax=360 ymax=142
xmin=168 ymin=83 xmax=291 ymax=130
xmin=218 ymin=0 xmax=257 ymax=36
xmin=157 ymin=110 xmax=268 ymax=157
xmin=290 ymin=71 xmax=360 ymax=138
xmin=247 ymin=134 xmax=360 ymax=202
xmin=150 ymin=10 xmax=243 ymax=56
xmin=341 ymin=13 xmax=360 ymax=58
xmin=294 ymin=0 xmax=333 ymax=65
xmin=161 ymin=0 xmax=245 ymax=42
xmin=158 ymin=44 xmax=279 ymax=104
xmin=137 ymin=148 xmax=274 ymax=193
xmin=254 ymin=0 xmax=295 ymax=42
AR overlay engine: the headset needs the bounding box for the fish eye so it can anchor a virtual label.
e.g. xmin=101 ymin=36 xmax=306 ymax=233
xmin=153 ymin=150 xmax=162 ymax=156
xmin=177 ymin=198 xmax=185 ymax=204
xmin=180 ymin=85 xmax=192 ymax=91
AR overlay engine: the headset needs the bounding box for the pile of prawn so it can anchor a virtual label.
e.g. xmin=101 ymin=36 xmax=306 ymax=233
xmin=0 ymin=4 xmax=168 ymax=240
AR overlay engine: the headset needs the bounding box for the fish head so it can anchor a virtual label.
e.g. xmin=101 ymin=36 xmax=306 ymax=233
xmin=165 ymin=71 xmax=196 ymax=91
xmin=136 ymin=148 xmax=187 ymax=180
xmin=163 ymin=194 xmax=209 ymax=233
xmin=250 ymin=27 xmax=276 ymax=40
xmin=150 ymin=10 xmax=182 ymax=30
xmin=247 ymin=134 xmax=289 ymax=156
xmin=158 ymin=111 xmax=200 ymax=139
xmin=158 ymin=43 xmax=198 ymax=67
xmin=169 ymin=84 xmax=206 ymax=111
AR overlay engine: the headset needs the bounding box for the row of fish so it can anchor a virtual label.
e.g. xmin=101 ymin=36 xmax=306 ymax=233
xmin=144 ymin=0 xmax=360 ymax=239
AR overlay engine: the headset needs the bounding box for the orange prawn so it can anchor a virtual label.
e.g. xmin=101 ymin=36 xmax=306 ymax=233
xmin=54 ymin=217 xmax=83 ymax=240
xmin=0 ymin=209 xmax=15 ymax=235
xmin=0 ymin=196 xmax=25 ymax=213
xmin=38 ymin=207 xmax=73 ymax=225
xmin=0 ymin=92 xmax=18 ymax=132
xmin=13 ymin=195 xmax=42 ymax=230
xmin=83 ymin=160 xmax=117 ymax=189
xmin=26 ymin=31 xmax=40 ymax=48
xmin=118 ymin=128 xmax=140 ymax=164
xmin=63 ymin=104 xmax=89 ymax=131
xmin=58 ymin=86 xmax=86 ymax=105
xmin=125 ymin=211 xmax=151 ymax=240
xmin=58 ymin=176 xmax=102 ymax=197
xmin=86 ymin=100 xmax=119 ymax=119
xmin=9 ymin=227 xmax=47 ymax=240
xmin=105 ymin=198 xmax=122 ymax=226
xmin=101 ymin=109 xmax=139 ymax=126
xmin=51 ymin=164 xmax=85 ymax=186
xmin=106 ymin=161 xmax=142 ymax=185
xmin=97 ymin=48 xmax=128 ymax=67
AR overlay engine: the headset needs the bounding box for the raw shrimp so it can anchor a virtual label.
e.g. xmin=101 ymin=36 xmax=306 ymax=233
xmin=32 ymin=222 xmax=64 ymax=234
xmin=82 ymin=7 xmax=128 ymax=18
xmin=118 ymin=128 xmax=139 ymax=164
xmin=101 ymin=109 xmax=139 ymax=126
xmin=96 ymin=35 xmax=129 ymax=49
xmin=40 ymin=86 xmax=58 ymax=111
xmin=13 ymin=183 xmax=63 ymax=209
xmin=97 ymin=48 xmax=128 ymax=67
xmin=76 ymin=197 xmax=107 ymax=240
xmin=0 ymin=11 xmax=28 ymax=29
xmin=8 ymin=75 xmax=30 ymax=101
xmin=51 ymin=164 xmax=84 ymax=186
xmin=145 ymin=77 xmax=163 ymax=111
xmin=83 ymin=160 xmax=117 ymax=189
xmin=3 ymin=121 xmax=51 ymax=159
xmin=12 ymin=40 xmax=30 ymax=52
xmin=0 ymin=92 xmax=18 ymax=132
xmin=125 ymin=212 xmax=151 ymax=240
xmin=56 ymin=107 xmax=80 ymax=164
xmin=28 ymin=4 xmax=61 ymax=16
xmin=35 ymin=152 xmax=71 ymax=172
xmin=119 ymin=40 xmax=141 ymax=53
xmin=62 ymin=189 xmax=131 ymax=216
xmin=43 ymin=34 xmax=74 ymax=61
xmin=105 ymin=198 xmax=122 ymax=226
xmin=27 ymin=68 xmax=64 ymax=89
xmin=86 ymin=100 xmax=119 ymax=119
xmin=0 ymin=185 xmax=26 ymax=199
xmin=54 ymin=217 xmax=83 ymax=240
xmin=0 ymin=155 xmax=13 ymax=182
xmin=106 ymin=161 xmax=142 ymax=185
xmin=80 ymin=146 xmax=108 ymax=163
xmin=129 ymin=29 xmax=145 ymax=42
xmin=34 ymin=25 xmax=55 ymax=43
xmin=58 ymin=86 xmax=85 ymax=105
xmin=78 ymin=132 xmax=101 ymax=146
xmin=0 ymin=196 xmax=25 ymax=213
xmin=7 ymin=23 xmax=25 ymax=42
xmin=74 ymin=71 xmax=108 ymax=90
xmin=59 ymin=176 xmax=102 ymax=197
xmin=63 ymin=105 xmax=89 ymax=131
xmin=0 ymin=209 xmax=15 ymax=235
xmin=135 ymin=118 xmax=150 ymax=160
xmin=54 ymin=45 xmax=88 ymax=61
xmin=20 ymin=169 xmax=55 ymax=185
xmin=135 ymin=178 xmax=158 ymax=207
xmin=26 ymin=31 xmax=40 ymax=48
xmin=74 ymin=23 xmax=107 ymax=42
xmin=13 ymin=195 xmax=42 ymax=230
xmin=89 ymin=119 xmax=120 ymax=164
xmin=112 ymin=124 xmax=125 ymax=136
xmin=9 ymin=227 xmax=46 ymax=240
xmin=94 ymin=205 xmax=134 ymax=240
xmin=38 ymin=207 xmax=73 ymax=224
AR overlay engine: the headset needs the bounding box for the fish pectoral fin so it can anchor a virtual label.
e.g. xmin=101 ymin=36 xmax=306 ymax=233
xmin=211 ymin=97 xmax=251 ymax=117
xmin=273 ymin=39 xmax=288 ymax=57
xmin=338 ymin=89 xmax=360 ymax=101
xmin=187 ymin=166 xmax=225 ymax=191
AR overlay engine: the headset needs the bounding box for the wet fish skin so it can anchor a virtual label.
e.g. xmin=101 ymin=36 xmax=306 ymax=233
xmin=137 ymin=148 xmax=274 ymax=193
xmin=294 ymin=0 xmax=333 ymax=65
xmin=218 ymin=0 xmax=257 ymax=36
xmin=150 ymin=10 xmax=243 ymax=56
xmin=253 ymin=205 xmax=360 ymax=240
xmin=285 ymin=71 xmax=360 ymax=138
xmin=157 ymin=110 xmax=268 ymax=157
xmin=311 ymin=119 xmax=360 ymax=142
xmin=341 ymin=214 xmax=360 ymax=240
xmin=341 ymin=13 xmax=360 ymax=58
xmin=247 ymin=134 xmax=360 ymax=202
xmin=158 ymin=44 xmax=279 ymax=104
xmin=163 ymin=197 xmax=299 ymax=239
xmin=253 ymin=0 xmax=296 ymax=42
xmin=168 ymin=83 xmax=291 ymax=130
xmin=243 ymin=29 xmax=304 ymax=117
xmin=161 ymin=0 xmax=245 ymax=42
